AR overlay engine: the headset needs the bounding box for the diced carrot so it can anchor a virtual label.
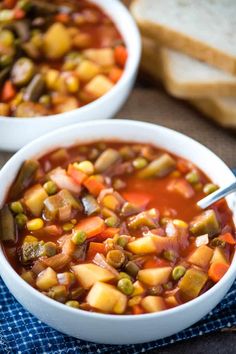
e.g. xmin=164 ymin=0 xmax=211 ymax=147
xmin=132 ymin=305 xmax=144 ymax=315
xmin=3 ymin=0 xmax=16 ymax=9
xmin=208 ymin=262 xmax=229 ymax=283
xmin=1 ymin=81 xmax=16 ymax=102
xmin=98 ymin=227 xmax=120 ymax=241
xmin=86 ymin=242 xmax=106 ymax=261
xmin=83 ymin=176 xmax=105 ymax=196
xmin=176 ymin=159 xmax=190 ymax=174
xmin=67 ymin=164 xmax=87 ymax=185
xmin=114 ymin=45 xmax=128 ymax=68
xmin=219 ymin=233 xmax=236 ymax=245
xmin=109 ymin=67 xmax=123 ymax=83
xmin=14 ymin=8 xmax=26 ymax=19
xmin=144 ymin=258 xmax=170 ymax=269
xmin=55 ymin=13 xmax=70 ymax=23
xmin=122 ymin=192 xmax=151 ymax=208
xmin=75 ymin=216 xmax=105 ymax=238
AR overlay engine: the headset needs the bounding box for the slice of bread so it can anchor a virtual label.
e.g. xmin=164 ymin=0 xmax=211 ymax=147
xmin=141 ymin=37 xmax=236 ymax=98
xmin=131 ymin=0 xmax=236 ymax=74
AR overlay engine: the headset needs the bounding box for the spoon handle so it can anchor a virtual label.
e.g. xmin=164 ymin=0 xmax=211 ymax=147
xmin=197 ymin=181 xmax=236 ymax=209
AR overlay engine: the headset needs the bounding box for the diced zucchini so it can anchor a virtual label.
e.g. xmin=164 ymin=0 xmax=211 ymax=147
xmin=137 ymin=154 xmax=176 ymax=179
xmin=72 ymin=263 xmax=116 ymax=289
xmin=211 ymin=247 xmax=229 ymax=265
xmin=43 ymin=23 xmax=72 ymax=59
xmin=188 ymin=245 xmax=213 ymax=269
xmin=190 ymin=210 xmax=220 ymax=238
xmin=84 ymin=75 xmax=114 ymax=99
xmin=87 ymin=282 xmax=127 ymax=314
xmin=138 ymin=267 xmax=172 ymax=286
xmin=24 ymin=184 xmax=48 ymax=217
xmin=127 ymin=235 xmax=158 ymax=254
xmin=82 ymin=195 xmax=100 ymax=215
xmin=36 ymin=267 xmax=58 ymax=290
xmin=83 ymin=48 xmax=115 ymax=66
xmin=179 ymin=268 xmax=208 ymax=300
xmin=141 ymin=296 xmax=166 ymax=313
xmin=128 ymin=208 xmax=159 ymax=229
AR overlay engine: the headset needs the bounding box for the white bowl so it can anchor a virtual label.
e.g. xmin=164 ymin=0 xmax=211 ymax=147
xmin=0 ymin=120 xmax=235 ymax=345
xmin=0 ymin=0 xmax=141 ymax=152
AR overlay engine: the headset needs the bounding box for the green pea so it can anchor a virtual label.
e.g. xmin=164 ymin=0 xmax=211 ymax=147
xmin=72 ymin=230 xmax=86 ymax=245
xmin=106 ymin=250 xmax=126 ymax=268
xmin=203 ymin=183 xmax=219 ymax=195
xmin=15 ymin=213 xmax=28 ymax=229
xmin=43 ymin=181 xmax=57 ymax=195
xmin=116 ymin=235 xmax=129 ymax=248
xmin=172 ymin=265 xmax=186 ymax=281
xmin=10 ymin=201 xmax=23 ymax=214
xmin=185 ymin=171 xmax=199 ymax=185
xmin=163 ymin=250 xmax=177 ymax=262
xmin=105 ymin=215 xmax=119 ymax=227
xmin=132 ymin=157 xmax=148 ymax=170
xmin=117 ymin=278 xmax=134 ymax=295
xmin=119 ymin=272 xmax=131 ymax=280
xmin=66 ymin=300 xmax=80 ymax=308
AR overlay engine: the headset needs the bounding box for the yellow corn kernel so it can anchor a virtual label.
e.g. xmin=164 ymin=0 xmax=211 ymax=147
xmin=76 ymin=60 xmax=100 ymax=82
xmin=23 ymin=235 xmax=39 ymax=244
xmin=170 ymin=170 xmax=181 ymax=178
xmin=74 ymin=160 xmax=94 ymax=175
xmin=66 ymin=75 xmax=79 ymax=93
xmin=11 ymin=92 xmax=23 ymax=108
xmin=102 ymin=195 xmax=120 ymax=211
xmin=27 ymin=218 xmax=44 ymax=231
xmin=45 ymin=69 xmax=60 ymax=90
xmin=128 ymin=296 xmax=142 ymax=307
xmin=173 ymin=219 xmax=188 ymax=228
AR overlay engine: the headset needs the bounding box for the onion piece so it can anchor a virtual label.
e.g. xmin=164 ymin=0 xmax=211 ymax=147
xmin=195 ymin=234 xmax=209 ymax=247
xmin=50 ymin=167 xmax=81 ymax=194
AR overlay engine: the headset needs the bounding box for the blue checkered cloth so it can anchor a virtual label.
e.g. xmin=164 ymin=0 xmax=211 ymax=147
xmin=1 ymin=169 xmax=236 ymax=354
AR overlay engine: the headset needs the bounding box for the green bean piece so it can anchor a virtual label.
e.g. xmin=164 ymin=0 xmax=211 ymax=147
xmin=148 ymin=285 xmax=163 ymax=295
xmin=125 ymin=261 xmax=140 ymax=277
xmin=105 ymin=215 xmax=119 ymax=227
xmin=10 ymin=201 xmax=24 ymax=214
xmin=0 ymin=67 xmax=11 ymax=87
xmin=15 ymin=213 xmax=28 ymax=229
xmin=190 ymin=210 xmax=220 ymax=238
xmin=70 ymin=287 xmax=85 ymax=300
xmin=137 ymin=153 xmax=176 ymax=178
xmin=116 ymin=235 xmax=129 ymax=248
xmin=7 ymin=20 xmax=30 ymax=42
xmin=172 ymin=265 xmax=186 ymax=281
xmin=24 ymin=73 xmax=45 ymax=102
xmin=185 ymin=171 xmax=199 ymax=185
xmin=66 ymin=300 xmax=80 ymax=308
xmin=106 ymin=250 xmax=126 ymax=268
xmin=117 ymin=278 xmax=134 ymax=295
xmin=163 ymin=250 xmax=177 ymax=262
xmin=11 ymin=57 xmax=35 ymax=86
xmin=72 ymin=230 xmax=86 ymax=245
xmin=43 ymin=181 xmax=58 ymax=195
xmin=132 ymin=157 xmax=148 ymax=170
xmin=0 ymin=204 xmax=17 ymax=242
xmin=82 ymin=195 xmax=100 ymax=216
xmin=9 ymin=159 xmax=39 ymax=200
xmin=203 ymin=183 xmax=219 ymax=195
xmin=121 ymin=202 xmax=141 ymax=217
xmin=94 ymin=148 xmax=120 ymax=173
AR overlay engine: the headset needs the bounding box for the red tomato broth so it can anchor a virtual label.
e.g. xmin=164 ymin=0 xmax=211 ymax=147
xmin=1 ymin=141 xmax=235 ymax=315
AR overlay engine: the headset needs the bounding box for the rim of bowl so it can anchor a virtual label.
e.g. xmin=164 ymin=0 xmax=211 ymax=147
xmin=0 ymin=0 xmax=141 ymax=123
xmin=0 ymin=119 xmax=235 ymax=321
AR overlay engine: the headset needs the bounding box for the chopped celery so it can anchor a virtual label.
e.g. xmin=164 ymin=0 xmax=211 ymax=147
xmin=21 ymin=241 xmax=45 ymax=263
xmin=190 ymin=210 xmax=220 ymax=238
xmin=179 ymin=268 xmax=208 ymax=300
xmin=94 ymin=148 xmax=120 ymax=173
xmin=137 ymin=153 xmax=176 ymax=178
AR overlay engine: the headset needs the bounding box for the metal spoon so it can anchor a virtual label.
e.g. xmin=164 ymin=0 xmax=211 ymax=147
xmin=197 ymin=181 xmax=236 ymax=209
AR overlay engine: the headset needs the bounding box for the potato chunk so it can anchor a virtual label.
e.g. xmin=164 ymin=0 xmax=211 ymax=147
xmin=127 ymin=235 xmax=158 ymax=254
xmin=84 ymin=75 xmax=114 ymax=98
xmin=77 ymin=60 xmax=100 ymax=82
xmin=190 ymin=210 xmax=220 ymax=238
xmin=44 ymin=23 xmax=72 ymax=59
xmin=138 ymin=267 xmax=172 ymax=286
xmin=24 ymin=184 xmax=48 ymax=216
xmin=179 ymin=268 xmax=208 ymax=300
xmin=141 ymin=296 xmax=166 ymax=313
xmin=83 ymin=48 xmax=115 ymax=66
xmin=211 ymin=247 xmax=229 ymax=265
xmin=188 ymin=245 xmax=213 ymax=269
xmin=87 ymin=282 xmax=127 ymax=314
xmin=72 ymin=263 xmax=116 ymax=289
xmin=36 ymin=267 xmax=58 ymax=290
